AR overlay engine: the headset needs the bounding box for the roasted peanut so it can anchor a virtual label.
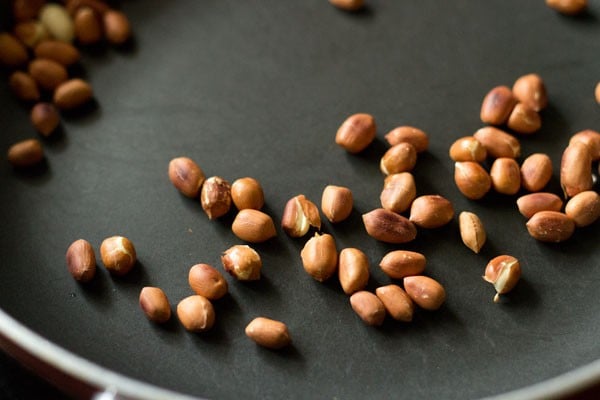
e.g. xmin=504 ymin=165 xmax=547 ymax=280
xmin=103 ymin=10 xmax=131 ymax=45
xmin=484 ymin=255 xmax=521 ymax=303
xmin=31 ymin=103 xmax=60 ymax=137
xmin=9 ymin=71 xmax=40 ymax=102
xmin=380 ymin=142 xmax=417 ymax=175
xmin=201 ymin=176 xmax=232 ymax=219
xmin=53 ymin=78 xmax=93 ymax=110
xmin=516 ymin=193 xmax=563 ymax=219
xmin=335 ymin=113 xmax=376 ymax=153
xmin=29 ymin=58 xmax=68 ymax=91
xmin=526 ymin=211 xmax=575 ymax=242
xmin=546 ymin=0 xmax=587 ymax=15
xmin=565 ymin=191 xmax=600 ymax=227
xmin=454 ymin=161 xmax=492 ymax=200
xmin=245 ymin=317 xmax=291 ymax=349
xmin=281 ymin=194 xmax=321 ymax=237
xmin=300 ymin=233 xmax=338 ymax=282
xmin=490 ymin=157 xmax=521 ymax=195
xmin=520 ymin=153 xmax=553 ymax=192
xmin=569 ymin=130 xmax=600 ymax=161
xmin=458 ymin=211 xmax=486 ymax=254
xmin=409 ymin=195 xmax=454 ymax=228
xmin=321 ymin=185 xmax=353 ymax=223
xmin=231 ymin=177 xmax=265 ymax=210
xmin=100 ymin=236 xmax=137 ymax=276
xmin=338 ymin=248 xmax=370 ymax=295
xmin=507 ymin=103 xmax=541 ymax=135
xmin=480 ymin=85 xmax=517 ymax=125
xmin=349 ymin=291 xmax=386 ymax=326
xmin=66 ymin=239 xmax=96 ymax=282
xmin=177 ymin=295 xmax=215 ymax=332
xmin=221 ymin=245 xmax=262 ymax=281
xmin=39 ymin=3 xmax=75 ymax=43
xmin=74 ymin=7 xmax=103 ymax=45
xmin=448 ymin=136 xmax=487 ymax=162
xmin=0 ymin=33 xmax=29 ymax=67
xmin=380 ymin=172 xmax=416 ymax=213
xmin=512 ymin=73 xmax=547 ymax=112
xmin=362 ymin=208 xmax=417 ymax=244
xmin=384 ymin=126 xmax=429 ymax=153
xmin=168 ymin=157 xmax=205 ymax=198
xmin=329 ymin=0 xmax=365 ymax=11
xmin=7 ymin=139 xmax=44 ymax=168
xmin=34 ymin=40 xmax=80 ymax=66
xmin=188 ymin=263 xmax=228 ymax=300
xmin=231 ymin=209 xmax=277 ymax=243
xmin=139 ymin=287 xmax=171 ymax=324
xmin=560 ymin=141 xmax=592 ymax=198
xmin=379 ymin=250 xmax=426 ymax=279
xmin=375 ymin=284 xmax=414 ymax=322
xmin=403 ymin=276 xmax=446 ymax=311
xmin=473 ymin=127 xmax=521 ymax=159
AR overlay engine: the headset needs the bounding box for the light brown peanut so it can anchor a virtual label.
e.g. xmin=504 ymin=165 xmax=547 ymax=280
xmin=362 ymin=208 xmax=417 ymax=244
xmin=338 ymin=248 xmax=369 ymax=295
xmin=349 ymin=291 xmax=386 ymax=326
xmin=321 ymin=185 xmax=353 ymax=223
xmin=7 ymin=139 xmax=44 ymax=168
xmin=384 ymin=126 xmax=429 ymax=152
xmin=526 ymin=211 xmax=575 ymax=242
xmin=546 ymin=0 xmax=587 ymax=15
xmin=177 ymin=295 xmax=215 ymax=333
xmin=231 ymin=209 xmax=277 ymax=243
xmin=458 ymin=211 xmax=486 ymax=254
xmin=380 ymin=172 xmax=416 ymax=213
xmin=53 ymin=78 xmax=93 ymax=110
xmin=569 ymin=130 xmax=600 ymax=161
xmin=448 ymin=136 xmax=487 ymax=162
xmin=201 ymin=176 xmax=232 ymax=219
xmin=74 ymin=7 xmax=103 ymax=45
xmin=375 ymin=284 xmax=414 ymax=322
xmin=403 ymin=276 xmax=446 ymax=311
xmin=480 ymin=85 xmax=517 ymax=125
xmin=520 ymin=153 xmax=553 ymax=192
xmin=29 ymin=58 xmax=68 ymax=91
xmin=560 ymin=141 xmax=592 ymax=198
xmin=139 ymin=287 xmax=172 ymax=324
xmin=168 ymin=157 xmax=205 ymax=198
xmin=39 ymin=3 xmax=75 ymax=43
xmin=409 ymin=195 xmax=454 ymax=228
xmin=473 ymin=127 xmax=521 ymax=159
xmin=490 ymin=157 xmax=521 ymax=195
xmin=231 ymin=177 xmax=265 ymax=210
xmin=9 ymin=71 xmax=40 ymax=102
xmin=245 ymin=317 xmax=291 ymax=349
xmin=66 ymin=239 xmax=96 ymax=282
xmin=188 ymin=263 xmax=228 ymax=300
xmin=454 ymin=161 xmax=492 ymax=200
xmin=335 ymin=113 xmax=376 ymax=153
xmin=31 ymin=103 xmax=60 ymax=137
xmin=221 ymin=245 xmax=262 ymax=281
xmin=484 ymin=255 xmax=521 ymax=303
xmin=0 ymin=33 xmax=29 ymax=67
xmin=281 ymin=194 xmax=321 ymax=237
xmin=512 ymin=73 xmax=547 ymax=112
xmin=103 ymin=10 xmax=131 ymax=45
xmin=565 ymin=191 xmax=600 ymax=227
xmin=300 ymin=233 xmax=338 ymax=282
xmin=100 ymin=236 xmax=137 ymax=276
xmin=516 ymin=193 xmax=563 ymax=219
xmin=507 ymin=103 xmax=541 ymax=135
xmin=379 ymin=250 xmax=426 ymax=279
xmin=380 ymin=142 xmax=417 ymax=175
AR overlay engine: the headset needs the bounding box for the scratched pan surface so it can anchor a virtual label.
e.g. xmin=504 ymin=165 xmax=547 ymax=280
xmin=1 ymin=1 xmax=600 ymax=399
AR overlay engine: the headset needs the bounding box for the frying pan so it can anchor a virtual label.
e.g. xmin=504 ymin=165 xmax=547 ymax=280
xmin=1 ymin=1 xmax=599 ymax=399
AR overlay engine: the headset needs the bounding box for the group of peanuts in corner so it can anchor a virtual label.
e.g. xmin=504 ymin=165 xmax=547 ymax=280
xmin=1 ymin=0 xmax=132 ymax=169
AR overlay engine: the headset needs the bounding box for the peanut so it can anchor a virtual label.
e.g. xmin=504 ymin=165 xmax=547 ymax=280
xmin=362 ymin=208 xmax=417 ymax=244
xmin=177 ymin=295 xmax=215 ymax=333
xmin=379 ymin=250 xmax=426 ymax=279
xmin=139 ymin=287 xmax=171 ymax=324
xmin=103 ymin=10 xmax=131 ymax=45
xmin=34 ymin=40 xmax=80 ymax=66
xmin=7 ymin=139 xmax=44 ymax=168
xmin=520 ymin=153 xmax=553 ymax=192
xmin=409 ymin=195 xmax=454 ymax=228
xmin=14 ymin=22 xmax=49 ymax=48
xmin=384 ymin=126 xmax=429 ymax=152
xmin=329 ymin=0 xmax=365 ymax=11
xmin=375 ymin=284 xmax=414 ymax=322
xmin=335 ymin=113 xmax=376 ymax=153
xmin=13 ymin=0 xmax=46 ymax=22
xmin=245 ymin=317 xmax=291 ymax=349
xmin=74 ymin=7 xmax=103 ymax=45
xmin=403 ymin=276 xmax=446 ymax=311
xmin=349 ymin=291 xmax=386 ymax=326
xmin=231 ymin=209 xmax=277 ymax=243
xmin=39 ymin=3 xmax=75 ymax=43
xmin=490 ymin=157 xmax=521 ymax=195
xmin=507 ymin=103 xmax=541 ymax=135
xmin=484 ymin=255 xmax=521 ymax=303
xmin=29 ymin=58 xmax=68 ymax=91
xmin=516 ymin=193 xmax=563 ymax=219
xmin=321 ymin=185 xmax=353 ymax=223
xmin=9 ymin=71 xmax=40 ymax=102
xmin=458 ymin=211 xmax=486 ymax=254
xmin=168 ymin=157 xmax=205 ymax=198
xmin=99 ymin=236 xmax=137 ymax=276
xmin=221 ymin=245 xmax=262 ymax=281
xmin=281 ymin=194 xmax=321 ymax=237
xmin=546 ymin=0 xmax=587 ymax=15
xmin=480 ymin=85 xmax=517 ymax=125
xmin=31 ymin=102 xmax=60 ymax=137
xmin=188 ymin=263 xmax=228 ymax=300
xmin=569 ymin=129 xmax=600 ymax=161
xmin=560 ymin=141 xmax=592 ymax=198
xmin=448 ymin=136 xmax=487 ymax=162
xmin=53 ymin=78 xmax=93 ymax=110
xmin=65 ymin=239 xmax=96 ymax=282
xmin=201 ymin=176 xmax=232 ymax=219
xmin=526 ymin=211 xmax=575 ymax=242
xmin=473 ymin=127 xmax=521 ymax=159
xmin=0 ymin=33 xmax=29 ymax=67
xmin=231 ymin=177 xmax=265 ymax=210
xmin=380 ymin=142 xmax=417 ymax=175
xmin=565 ymin=191 xmax=600 ymax=227
xmin=512 ymin=73 xmax=547 ymax=112
xmin=338 ymin=248 xmax=370 ymax=295
xmin=454 ymin=161 xmax=492 ymax=200
xmin=380 ymin=172 xmax=416 ymax=214
xmin=300 ymin=233 xmax=338 ymax=282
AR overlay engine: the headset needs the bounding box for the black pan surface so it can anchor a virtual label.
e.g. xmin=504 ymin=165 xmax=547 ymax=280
xmin=1 ymin=1 xmax=599 ymax=399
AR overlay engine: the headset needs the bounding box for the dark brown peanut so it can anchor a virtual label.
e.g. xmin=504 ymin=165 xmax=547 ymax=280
xmin=375 ymin=284 xmax=414 ymax=322
xmin=480 ymin=85 xmax=517 ymax=125
xmin=100 ymin=236 xmax=137 ymax=276
xmin=565 ymin=191 xmax=600 ymax=227
xmin=177 ymin=295 xmax=215 ymax=332
xmin=9 ymin=71 xmax=40 ymax=102
xmin=526 ymin=211 xmax=575 ymax=242
xmin=66 ymin=239 xmax=96 ymax=282
xmin=7 ymin=139 xmax=44 ymax=168
xmin=379 ymin=250 xmax=426 ymax=279
xmin=560 ymin=141 xmax=592 ymax=198
xmin=384 ymin=126 xmax=429 ymax=152
xmin=517 ymin=193 xmax=563 ymax=219
xmin=300 ymin=233 xmax=338 ymax=282
xmin=449 ymin=136 xmax=487 ymax=162
xmin=454 ymin=161 xmax=492 ymax=200
xmin=31 ymin=103 xmax=60 ymax=137
xmin=520 ymin=153 xmax=553 ymax=192
xmin=338 ymin=248 xmax=369 ymax=295
xmin=168 ymin=157 xmax=205 ymax=198
xmin=139 ymin=287 xmax=172 ymax=324
xmin=403 ymin=276 xmax=446 ymax=311
xmin=507 ymin=103 xmax=541 ymax=135
xmin=490 ymin=158 xmax=521 ymax=195
xmin=380 ymin=142 xmax=417 ymax=175
xmin=350 ymin=291 xmax=386 ymax=326
xmin=0 ymin=33 xmax=29 ymax=67
xmin=103 ymin=10 xmax=131 ymax=45
xmin=362 ymin=208 xmax=417 ymax=244
xmin=473 ymin=127 xmax=521 ymax=159
xmin=512 ymin=73 xmax=547 ymax=112
xmin=231 ymin=177 xmax=265 ymax=210
xmin=380 ymin=172 xmax=416 ymax=213
xmin=335 ymin=113 xmax=376 ymax=153
xmin=245 ymin=317 xmax=291 ymax=349
xmin=201 ymin=176 xmax=232 ymax=219
xmin=409 ymin=195 xmax=454 ymax=228
xmin=188 ymin=263 xmax=228 ymax=300
xmin=53 ymin=79 xmax=93 ymax=110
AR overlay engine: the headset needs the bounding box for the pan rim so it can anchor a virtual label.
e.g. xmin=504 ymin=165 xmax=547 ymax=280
xmin=0 ymin=307 xmax=598 ymax=399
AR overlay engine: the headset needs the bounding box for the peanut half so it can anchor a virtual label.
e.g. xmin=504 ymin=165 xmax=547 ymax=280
xmin=362 ymin=208 xmax=417 ymax=244
xmin=350 ymin=291 xmax=386 ymax=326
xmin=245 ymin=317 xmax=291 ymax=349
xmin=484 ymin=255 xmax=521 ymax=303
xmin=458 ymin=211 xmax=486 ymax=254
xmin=201 ymin=176 xmax=232 ymax=219
xmin=221 ymin=245 xmax=262 ymax=281
xmin=281 ymin=194 xmax=321 ymax=237
xmin=490 ymin=157 xmax=521 ymax=195
xmin=379 ymin=250 xmax=426 ymax=279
